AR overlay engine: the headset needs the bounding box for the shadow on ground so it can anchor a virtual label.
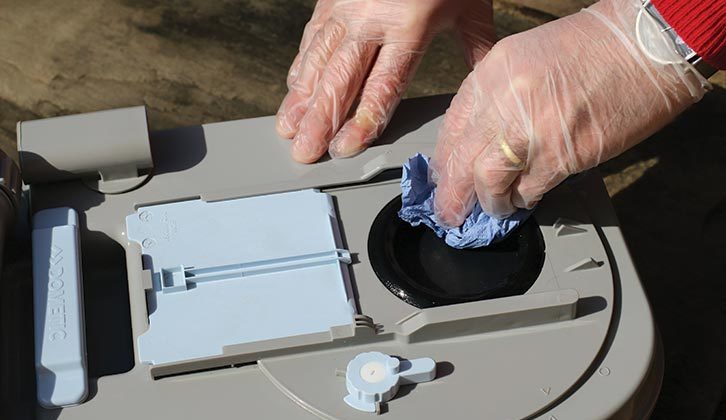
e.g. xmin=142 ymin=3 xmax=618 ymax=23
xmin=600 ymin=83 xmax=726 ymax=419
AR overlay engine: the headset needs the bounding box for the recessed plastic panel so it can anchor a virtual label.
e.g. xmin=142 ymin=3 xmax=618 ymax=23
xmin=126 ymin=189 xmax=356 ymax=365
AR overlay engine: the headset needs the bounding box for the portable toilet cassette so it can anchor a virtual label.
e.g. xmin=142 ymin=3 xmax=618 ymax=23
xmin=0 ymin=95 xmax=662 ymax=419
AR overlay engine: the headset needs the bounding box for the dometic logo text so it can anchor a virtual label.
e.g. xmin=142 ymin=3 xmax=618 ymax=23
xmin=47 ymin=245 xmax=67 ymax=341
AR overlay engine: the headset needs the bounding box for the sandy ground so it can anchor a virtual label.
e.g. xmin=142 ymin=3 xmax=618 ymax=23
xmin=1 ymin=0 xmax=725 ymax=417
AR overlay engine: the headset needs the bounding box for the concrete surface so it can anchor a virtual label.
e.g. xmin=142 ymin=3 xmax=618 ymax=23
xmin=0 ymin=0 xmax=724 ymax=418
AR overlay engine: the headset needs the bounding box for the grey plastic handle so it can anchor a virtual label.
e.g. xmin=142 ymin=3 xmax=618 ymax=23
xmin=32 ymin=207 xmax=88 ymax=408
xmin=17 ymin=106 xmax=152 ymax=193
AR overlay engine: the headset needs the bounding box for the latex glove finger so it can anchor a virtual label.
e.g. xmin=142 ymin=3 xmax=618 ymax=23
xmin=509 ymin=175 xmax=547 ymax=210
xmin=439 ymin=48 xmax=537 ymax=220
xmin=287 ymin=0 xmax=336 ymax=86
xmin=432 ymin=139 xmax=484 ymax=228
xmin=431 ymin=71 xmax=477 ymax=183
xmin=431 ymin=71 xmax=493 ymax=226
xmin=276 ymin=20 xmax=346 ymax=138
xmin=292 ymin=40 xmax=378 ymax=163
xmin=472 ymin=136 xmax=524 ymax=218
xmin=301 ymin=0 xmax=336 ymax=51
xmin=328 ymin=42 xmax=426 ymax=158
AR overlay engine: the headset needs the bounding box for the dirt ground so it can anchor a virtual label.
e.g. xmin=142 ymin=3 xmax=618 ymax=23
xmin=1 ymin=0 xmax=725 ymax=418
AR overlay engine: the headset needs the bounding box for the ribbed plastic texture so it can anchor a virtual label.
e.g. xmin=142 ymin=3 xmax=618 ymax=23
xmin=653 ymin=0 xmax=726 ymax=68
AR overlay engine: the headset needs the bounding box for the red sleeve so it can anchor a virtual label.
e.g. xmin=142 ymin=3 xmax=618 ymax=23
xmin=651 ymin=0 xmax=726 ymax=69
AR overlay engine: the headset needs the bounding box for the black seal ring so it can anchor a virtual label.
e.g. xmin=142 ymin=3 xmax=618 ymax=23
xmin=367 ymin=195 xmax=545 ymax=308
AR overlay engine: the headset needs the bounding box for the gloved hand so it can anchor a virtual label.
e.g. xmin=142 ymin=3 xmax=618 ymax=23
xmin=276 ymin=0 xmax=494 ymax=163
xmin=432 ymin=0 xmax=710 ymax=226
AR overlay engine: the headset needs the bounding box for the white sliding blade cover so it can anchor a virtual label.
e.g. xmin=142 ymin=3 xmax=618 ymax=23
xmin=126 ymin=189 xmax=356 ymax=365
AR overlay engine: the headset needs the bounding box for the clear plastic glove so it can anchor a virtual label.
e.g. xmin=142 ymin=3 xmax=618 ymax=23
xmin=276 ymin=0 xmax=494 ymax=163
xmin=433 ymin=0 xmax=710 ymax=226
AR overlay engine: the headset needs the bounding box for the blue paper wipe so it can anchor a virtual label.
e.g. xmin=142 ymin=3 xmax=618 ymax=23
xmin=397 ymin=153 xmax=532 ymax=249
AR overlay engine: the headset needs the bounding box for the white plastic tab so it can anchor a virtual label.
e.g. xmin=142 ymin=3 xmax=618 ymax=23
xmin=126 ymin=189 xmax=356 ymax=365
xmin=344 ymin=352 xmax=436 ymax=413
xmin=32 ymin=207 xmax=88 ymax=408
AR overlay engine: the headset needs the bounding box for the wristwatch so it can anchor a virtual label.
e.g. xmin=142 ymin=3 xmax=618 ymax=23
xmin=642 ymin=0 xmax=718 ymax=79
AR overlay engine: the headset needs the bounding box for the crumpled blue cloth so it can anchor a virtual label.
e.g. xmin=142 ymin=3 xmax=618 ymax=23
xmin=397 ymin=153 xmax=532 ymax=249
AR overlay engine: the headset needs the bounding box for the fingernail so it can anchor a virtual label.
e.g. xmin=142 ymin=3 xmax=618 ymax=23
xmin=354 ymin=108 xmax=377 ymax=130
xmin=329 ymin=109 xmax=378 ymax=158
xmin=292 ymin=133 xmax=326 ymax=163
xmin=434 ymin=208 xmax=463 ymax=229
xmin=329 ymin=136 xmax=364 ymax=159
xmin=276 ymin=113 xmax=296 ymax=138
xmin=438 ymin=217 xmax=463 ymax=229
xmin=275 ymin=92 xmax=307 ymax=138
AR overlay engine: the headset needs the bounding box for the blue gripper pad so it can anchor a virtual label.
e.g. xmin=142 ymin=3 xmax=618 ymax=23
xmin=126 ymin=189 xmax=356 ymax=365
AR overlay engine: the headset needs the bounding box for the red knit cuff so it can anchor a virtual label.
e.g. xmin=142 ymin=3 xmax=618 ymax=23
xmin=651 ymin=0 xmax=726 ymax=69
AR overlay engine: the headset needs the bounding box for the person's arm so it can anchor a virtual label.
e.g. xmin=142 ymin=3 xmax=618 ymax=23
xmin=432 ymin=0 xmax=716 ymax=225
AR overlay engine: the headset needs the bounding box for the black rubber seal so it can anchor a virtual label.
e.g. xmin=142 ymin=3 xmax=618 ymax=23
xmin=368 ymin=195 xmax=545 ymax=308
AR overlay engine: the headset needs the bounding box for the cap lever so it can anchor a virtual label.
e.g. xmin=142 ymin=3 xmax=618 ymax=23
xmin=344 ymin=351 xmax=436 ymax=414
